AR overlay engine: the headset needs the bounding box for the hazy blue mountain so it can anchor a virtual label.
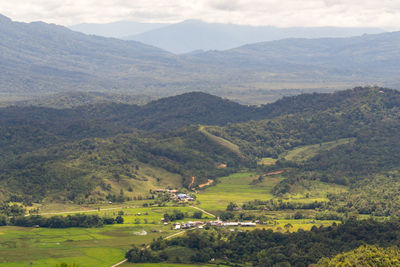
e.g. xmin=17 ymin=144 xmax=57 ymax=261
xmin=185 ymin=31 xmax=400 ymax=89
xmin=0 ymin=14 xmax=183 ymax=95
xmin=69 ymin=21 xmax=168 ymax=38
xmin=127 ymin=19 xmax=384 ymax=54
xmin=0 ymin=14 xmax=399 ymax=103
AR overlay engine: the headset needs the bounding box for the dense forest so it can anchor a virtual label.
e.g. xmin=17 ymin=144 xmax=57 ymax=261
xmin=1 ymin=86 xmax=400 ymax=208
xmin=126 ymin=219 xmax=400 ymax=266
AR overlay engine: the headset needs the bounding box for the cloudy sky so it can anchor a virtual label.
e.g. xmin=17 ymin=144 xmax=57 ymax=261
xmin=0 ymin=0 xmax=399 ymax=29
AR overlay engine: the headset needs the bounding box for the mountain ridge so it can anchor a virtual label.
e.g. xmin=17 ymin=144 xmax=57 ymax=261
xmin=126 ymin=19 xmax=384 ymax=54
xmin=0 ymin=14 xmax=399 ymax=102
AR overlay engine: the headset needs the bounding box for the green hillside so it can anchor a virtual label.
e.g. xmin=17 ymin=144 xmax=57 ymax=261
xmin=1 ymin=86 xmax=400 ymax=267
xmin=0 ymin=127 xmax=246 ymax=203
xmin=1 ymin=86 xmax=400 ymax=212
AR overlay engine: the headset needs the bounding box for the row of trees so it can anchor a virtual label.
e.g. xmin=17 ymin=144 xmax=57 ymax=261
xmin=0 ymin=213 xmax=123 ymax=228
xmin=163 ymin=210 xmax=203 ymax=222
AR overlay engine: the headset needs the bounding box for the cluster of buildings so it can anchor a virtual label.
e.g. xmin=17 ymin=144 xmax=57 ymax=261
xmin=174 ymin=221 xmax=203 ymax=230
xmin=154 ymin=189 xmax=194 ymax=202
xmin=173 ymin=220 xmax=257 ymax=230
xmin=174 ymin=193 xmax=194 ymax=202
xmin=206 ymin=220 xmax=257 ymax=227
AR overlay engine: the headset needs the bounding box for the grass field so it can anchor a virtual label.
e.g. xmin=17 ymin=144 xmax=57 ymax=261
xmin=0 ymin=223 xmax=176 ymax=267
xmin=256 ymin=219 xmax=340 ymax=232
xmin=196 ymin=172 xmax=282 ymax=211
xmin=0 ymin=205 xmax=210 ymax=267
xmin=286 ymin=180 xmax=348 ymax=202
xmin=195 ymin=171 xmax=348 ymax=214
xmin=258 ymin=157 xmax=277 ymax=166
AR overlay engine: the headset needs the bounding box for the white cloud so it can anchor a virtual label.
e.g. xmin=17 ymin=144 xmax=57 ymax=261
xmin=0 ymin=0 xmax=399 ymax=29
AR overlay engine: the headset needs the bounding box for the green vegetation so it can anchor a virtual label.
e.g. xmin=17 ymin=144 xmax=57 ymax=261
xmin=0 ymin=126 xmax=244 ymax=203
xmin=0 ymin=206 xmax=202 ymax=266
xmin=127 ymin=219 xmax=400 ymax=266
xmin=199 ymin=126 xmax=242 ymax=157
xmin=258 ymin=157 xmax=277 ymax=166
xmin=11 ymin=92 xmax=153 ymax=109
xmin=1 ymin=87 xmax=400 ymax=266
xmin=282 ymin=138 xmax=354 ymax=162
xmin=120 ymin=263 xmax=219 ymax=267
xmin=196 ymin=173 xmax=281 ymax=211
xmin=4 ymin=213 xmax=123 ymax=228
xmin=316 ymin=245 xmax=400 ymax=267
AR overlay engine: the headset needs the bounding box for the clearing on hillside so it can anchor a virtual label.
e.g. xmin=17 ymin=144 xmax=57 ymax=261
xmin=199 ymin=126 xmax=242 ymax=157
xmin=282 ymin=138 xmax=355 ymax=162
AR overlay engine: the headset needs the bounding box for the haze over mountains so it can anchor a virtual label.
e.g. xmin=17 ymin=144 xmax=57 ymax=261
xmin=70 ymin=21 xmax=168 ymax=39
xmin=70 ymin=19 xmax=384 ymax=54
xmin=0 ymin=14 xmax=399 ymax=104
xmin=124 ymin=20 xmax=385 ymax=54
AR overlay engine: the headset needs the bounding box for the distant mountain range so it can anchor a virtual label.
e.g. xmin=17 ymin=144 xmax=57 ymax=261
xmin=70 ymin=19 xmax=384 ymax=54
xmin=125 ymin=20 xmax=385 ymax=54
xmin=69 ymin=21 xmax=168 ymax=39
xmin=1 ymin=14 xmax=399 ymax=103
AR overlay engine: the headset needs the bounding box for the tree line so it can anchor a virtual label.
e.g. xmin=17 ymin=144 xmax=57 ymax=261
xmin=0 ymin=213 xmax=123 ymax=228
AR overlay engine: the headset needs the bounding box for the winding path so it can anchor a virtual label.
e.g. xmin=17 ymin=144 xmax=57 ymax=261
xmin=188 ymin=176 xmax=195 ymax=188
xmin=110 ymin=259 xmax=127 ymax=267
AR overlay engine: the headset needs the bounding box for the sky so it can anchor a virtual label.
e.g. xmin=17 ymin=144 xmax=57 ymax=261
xmin=0 ymin=0 xmax=399 ymax=29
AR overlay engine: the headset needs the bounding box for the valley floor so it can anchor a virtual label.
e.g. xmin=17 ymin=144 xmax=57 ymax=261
xmin=0 ymin=171 xmax=342 ymax=267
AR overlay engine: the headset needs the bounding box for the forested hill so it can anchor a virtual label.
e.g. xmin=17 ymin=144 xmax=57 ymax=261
xmin=258 ymin=86 xmax=400 ymax=118
xmin=0 ymin=92 xmax=258 ymax=160
xmin=1 ymin=86 xmax=399 ymax=161
xmin=1 ymin=87 xmax=400 ymax=204
xmin=124 ymin=92 xmax=259 ymax=131
xmin=204 ymin=87 xmax=400 ymax=216
xmin=207 ymin=87 xmax=400 ymax=159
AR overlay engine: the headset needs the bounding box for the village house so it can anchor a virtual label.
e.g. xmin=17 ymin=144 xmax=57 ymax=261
xmin=176 ymin=193 xmax=194 ymax=201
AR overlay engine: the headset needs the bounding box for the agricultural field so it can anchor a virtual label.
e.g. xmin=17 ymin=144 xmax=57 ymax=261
xmin=196 ymin=172 xmax=343 ymax=211
xmin=0 ymin=165 xmax=347 ymax=267
xmin=196 ymin=172 xmax=281 ymax=211
xmin=0 ymin=172 xmax=344 ymax=267
xmin=0 ymin=206 xmax=207 ymax=267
